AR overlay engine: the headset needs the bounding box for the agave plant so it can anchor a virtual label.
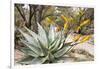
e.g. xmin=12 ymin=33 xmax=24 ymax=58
xmin=17 ymin=23 xmax=80 ymax=64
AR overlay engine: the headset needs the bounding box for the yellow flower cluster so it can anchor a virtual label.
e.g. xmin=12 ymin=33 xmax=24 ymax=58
xmin=46 ymin=17 xmax=54 ymax=24
xmin=73 ymin=34 xmax=91 ymax=44
xmin=80 ymin=19 xmax=90 ymax=27
xmin=76 ymin=26 xmax=81 ymax=33
xmin=76 ymin=19 xmax=90 ymax=32
xmin=64 ymin=23 xmax=68 ymax=30
xmin=79 ymin=35 xmax=91 ymax=44
xmin=61 ymin=14 xmax=68 ymax=23
xmin=60 ymin=15 xmax=69 ymax=31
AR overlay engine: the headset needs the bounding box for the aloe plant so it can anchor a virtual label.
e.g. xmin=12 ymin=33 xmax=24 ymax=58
xmin=18 ymin=23 xmax=75 ymax=64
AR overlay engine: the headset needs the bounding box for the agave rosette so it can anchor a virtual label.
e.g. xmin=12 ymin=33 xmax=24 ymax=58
xmin=18 ymin=23 xmax=76 ymax=64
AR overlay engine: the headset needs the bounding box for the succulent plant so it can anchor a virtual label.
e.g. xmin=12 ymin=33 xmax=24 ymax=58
xmin=18 ymin=23 xmax=77 ymax=65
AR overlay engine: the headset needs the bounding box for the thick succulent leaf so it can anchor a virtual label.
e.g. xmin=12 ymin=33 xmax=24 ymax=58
xmin=50 ymin=31 xmax=64 ymax=52
xmin=31 ymin=58 xmax=44 ymax=64
xmin=38 ymin=39 xmax=48 ymax=56
xmin=18 ymin=56 xmax=34 ymax=65
xmin=24 ymin=27 xmax=48 ymax=49
xmin=49 ymin=36 xmax=58 ymax=45
xmin=20 ymin=39 xmax=43 ymax=56
xmin=40 ymin=55 xmax=49 ymax=63
xmin=49 ymin=38 xmax=58 ymax=50
xmin=18 ymin=56 xmax=48 ymax=65
xmin=37 ymin=23 xmax=48 ymax=47
xmin=48 ymin=27 xmax=63 ymax=43
xmin=21 ymin=47 xmax=38 ymax=57
xmin=32 ymin=56 xmax=50 ymax=64
xmin=48 ymin=25 xmax=55 ymax=42
xmin=24 ymin=26 xmax=39 ymax=42
xmin=48 ymin=53 xmax=55 ymax=62
xmin=32 ymin=55 xmax=56 ymax=64
xmin=57 ymin=38 xmax=66 ymax=50
xmin=19 ymin=29 xmax=33 ymax=43
xmin=51 ymin=37 xmax=61 ymax=52
xmin=19 ymin=29 xmax=39 ymax=47
xmin=37 ymin=36 xmax=48 ymax=49
xmin=54 ymin=46 xmax=71 ymax=58
xmin=57 ymin=42 xmax=64 ymax=50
